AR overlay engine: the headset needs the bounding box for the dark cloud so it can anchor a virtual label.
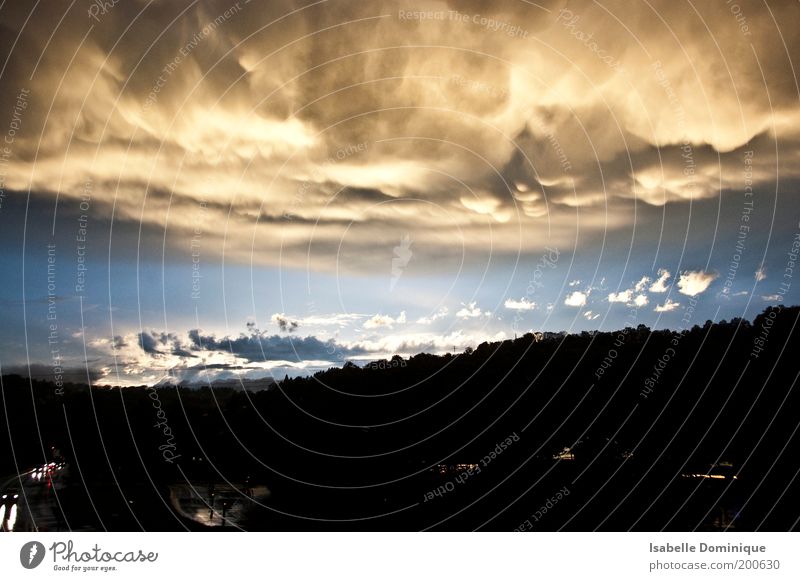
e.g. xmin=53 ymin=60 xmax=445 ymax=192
xmin=188 ymin=329 xmax=364 ymax=362
xmin=138 ymin=331 xmax=194 ymax=357
xmin=137 ymin=332 xmax=160 ymax=355
xmin=273 ymin=314 xmax=299 ymax=333
xmin=4 ymin=364 xmax=103 ymax=385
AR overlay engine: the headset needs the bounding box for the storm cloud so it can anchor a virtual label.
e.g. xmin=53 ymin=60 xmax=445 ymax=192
xmin=1 ymin=0 xmax=797 ymax=273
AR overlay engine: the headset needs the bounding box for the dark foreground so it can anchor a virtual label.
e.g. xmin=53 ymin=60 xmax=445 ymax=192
xmin=2 ymin=306 xmax=798 ymax=531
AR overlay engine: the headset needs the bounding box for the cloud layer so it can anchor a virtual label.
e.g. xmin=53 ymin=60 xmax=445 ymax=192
xmin=1 ymin=0 xmax=798 ymax=274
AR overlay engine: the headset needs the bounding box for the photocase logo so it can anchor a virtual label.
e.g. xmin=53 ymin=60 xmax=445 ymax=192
xmin=389 ymin=234 xmax=413 ymax=291
xmin=20 ymin=541 xmax=46 ymax=569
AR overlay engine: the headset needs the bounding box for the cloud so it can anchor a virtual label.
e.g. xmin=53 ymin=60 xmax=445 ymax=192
xmin=456 ymin=302 xmax=490 ymax=319
xmin=2 ymin=0 xmax=797 ymax=276
xmin=755 ymin=267 xmax=767 ymax=282
xmin=649 ymin=269 xmax=672 ymax=293
xmin=187 ymin=329 xmax=365 ymax=362
xmin=654 ymin=298 xmax=681 ymax=312
xmin=568 ymin=279 xmax=582 ymax=287
xmin=717 ymin=291 xmax=750 ymax=299
xmin=677 ymin=271 xmax=719 ymax=296
xmin=583 ymin=310 xmax=600 ymax=320
xmin=504 ymin=297 xmax=536 ymax=311
xmin=86 ymin=327 xmax=371 ymax=385
xmin=564 ymin=291 xmax=588 ymax=307
xmin=271 ymin=314 xmax=299 ymax=333
xmin=416 ymin=307 xmax=449 ymax=325
xmin=85 ymin=319 xmax=521 ymax=385
xmin=295 ymin=313 xmax=365 ymax=327
xmin=138 ymin=331 xmax=189 ymax=357
xmin=390 ymin=234 xmax=413 ymax=291
xmin=609 ymin=288 xmax=649 ymax=307
xmin=761 ymin=294 xmax=783 ymax=302
xmin=634 ymin=276 xmax=651 ymax=292
xmin=138 ymin=332 xmax=159 ymax=355
xmin=344 ymin=329 xmax=507 ymax=357
xmin=608 ymin=289 xmax=633 ymax=303
xmin=363 ymin=311 xmax=407 ymax=329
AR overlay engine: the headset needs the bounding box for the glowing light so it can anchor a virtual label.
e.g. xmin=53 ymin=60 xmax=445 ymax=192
xmin=553 ymin=447 xmax=575 ymax=461
xmin=680 ymin=473 xmax=730 ymax=480
xmin=6 ymin=504 xmax=18 ymax=531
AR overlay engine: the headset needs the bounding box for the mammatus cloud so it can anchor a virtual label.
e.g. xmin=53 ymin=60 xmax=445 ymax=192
xmin=649 ymin=269 xmax=671 ymax=293
xmin=504 ymin=297 xmax=536 ymax=311
xmin=677 ymin=270 xmax=719 ymax=296
xmin=564 ymin=291 xmax=588 ymax=307
xmin=654 ymin=298 xmax=681 ymax=312
xmin=1 ymin=1 xmax=798 ymax=273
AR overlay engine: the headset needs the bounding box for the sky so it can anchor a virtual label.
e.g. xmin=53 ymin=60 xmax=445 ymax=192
xmin=0 ymin=0 xmax=798 ymax=385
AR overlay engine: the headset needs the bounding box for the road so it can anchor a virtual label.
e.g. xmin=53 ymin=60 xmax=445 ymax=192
xmin=169 ymin=482 xmax=270 ymax=529
xmin=0 ymin=463 xmax=67 ymax=532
